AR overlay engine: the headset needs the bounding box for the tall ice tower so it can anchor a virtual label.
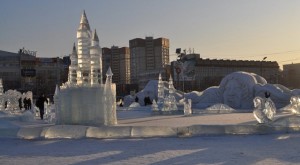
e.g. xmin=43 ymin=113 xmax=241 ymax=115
xmin=77 ymin=10 xmax=92 ymax=85
xmin=57 ymin=11 xmax=116 ymax=126
xmin=90 ymin=29 xmax=103 ymax=85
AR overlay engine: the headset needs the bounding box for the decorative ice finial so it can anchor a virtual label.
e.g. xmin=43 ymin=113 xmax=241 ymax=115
xmin=106 ymin=67 xmax=113 ymax=77
xmin=92 ymin=29 xmax=99 ymax=41
xmin=105 ymin=67 xmax=113 ymax=84
xmin=79 ymin=10 xmax=90 ymax=30
xmin=253 ymin=97 xmax=276 ymax=124
xmin=169 ymin=75 xmax=173 ymax=82
xmin=72 ymin=42 xmax=77 ymax=54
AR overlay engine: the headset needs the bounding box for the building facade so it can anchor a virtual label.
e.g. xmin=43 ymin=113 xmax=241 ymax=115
xmin=102 ymin=46 xmax=132 ymax=96
xmin=171 ymin=54 xmax=280 ymax=92
xmin=282 ymin=63 xmax=300 ymax=89
xmin=129 ymin=37 xmax=169 ymax=90
xmin=102 ymin=46 xmax=130 ymax=84
xmin=0 ymin=49 xmax=68 ymax=99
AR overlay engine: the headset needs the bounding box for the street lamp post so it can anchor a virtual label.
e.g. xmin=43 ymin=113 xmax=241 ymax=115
xmin=260 ymin=57 xmax=267 ymax=77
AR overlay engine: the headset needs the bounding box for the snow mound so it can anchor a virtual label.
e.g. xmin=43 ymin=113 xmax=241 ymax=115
xmin=203 ymin=104 xmax=235 ymax=113
xmin=129 ymin=102 xmax=141 ymax=108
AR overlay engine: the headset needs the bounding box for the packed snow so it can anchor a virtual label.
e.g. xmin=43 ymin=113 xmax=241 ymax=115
xmin=1 ymin=134 xmax=300 ymax=165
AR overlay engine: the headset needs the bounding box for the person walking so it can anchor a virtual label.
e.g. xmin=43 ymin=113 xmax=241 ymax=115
xmin=36 ymin=94 xmax=48 ymax=120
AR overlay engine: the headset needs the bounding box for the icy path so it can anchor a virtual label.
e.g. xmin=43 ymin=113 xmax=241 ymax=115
xmin=1 ymin=134 xmax=300 ymax=165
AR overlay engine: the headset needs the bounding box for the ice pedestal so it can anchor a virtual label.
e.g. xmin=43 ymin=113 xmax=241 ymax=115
xmin=56 ymin=84 xmax=117 ymax=126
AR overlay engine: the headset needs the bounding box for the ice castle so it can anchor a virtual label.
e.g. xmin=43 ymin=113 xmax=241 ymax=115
xmin=55 ymin=11 xmax=117 ymax=126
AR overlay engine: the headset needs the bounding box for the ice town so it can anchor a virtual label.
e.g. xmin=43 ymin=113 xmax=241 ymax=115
xmin=1 ymin=11 xmax=300 ymax=140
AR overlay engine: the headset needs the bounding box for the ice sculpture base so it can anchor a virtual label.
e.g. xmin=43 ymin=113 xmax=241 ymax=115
xmin=56 ymin=85 xmax=116 ymax=126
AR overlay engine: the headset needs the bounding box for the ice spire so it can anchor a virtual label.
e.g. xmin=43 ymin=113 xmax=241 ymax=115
xmin=78 ymin=10 xmax=91 ymax=31
xmin=0 ymin=79 xmax=4 ymax=110
xmin=166 ymin=75 xmax=178 ymax=111
xmin=92 ymin=29 xmax=99 ymax=41
xmin=72 ymin=42 xmax=76 ymax=54
xmin=77 ymin=10 xmax=92 ymax=86
xmin=105 ymin=67 xmax=113 ymax=84
xmin=157 ymin=73 xmax=164 ymax=106
xmin=68 ymin=43 xmax=78 ymax=85
xmin=0 ymin=79 xmax=3 ymax=94
xmin=104 ymin=66 xmax=117 ymax=125
xmin=54 ymin=85 xmax=60 ymax=124
xmin=54 ymin=85 xmax=60 ymax=96
xmin=90 ymin=29 xmax=102 ymax=86
xmin=168 ymin=75 xmax=175 ymax=95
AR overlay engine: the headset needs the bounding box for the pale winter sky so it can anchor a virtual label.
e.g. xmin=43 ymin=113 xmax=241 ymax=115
xmin=1 ymin=0 xmax=300 ymax=68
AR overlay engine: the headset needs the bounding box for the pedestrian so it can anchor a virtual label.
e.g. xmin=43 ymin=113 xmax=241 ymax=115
xmin=135 ymin=96 xmax=139 ymax=102
xmin=18 ymin=97 xmax=23 ymax=110
xmin=36 ymin=94 xmax=48 ymax=120
xmin=27 ymin=98 xmax=32 ymax=110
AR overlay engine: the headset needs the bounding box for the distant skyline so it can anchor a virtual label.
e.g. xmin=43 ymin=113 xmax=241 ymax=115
xmin=1 ymin=0 xmax=300 ymax=69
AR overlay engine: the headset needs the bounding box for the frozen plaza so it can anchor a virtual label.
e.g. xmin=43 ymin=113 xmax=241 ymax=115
xmin=1 ymin=11 xmax=300 ymax=140
xmin=1 ymin=11 xmax=300 ymax=165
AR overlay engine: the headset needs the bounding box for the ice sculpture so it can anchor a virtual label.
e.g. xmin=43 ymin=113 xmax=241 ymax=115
xmin=157 ymin=73 xmax=164 ymax=107
xmin=90 ymin=29 xmax=103 ymax=86
xmin=77 ymin=11 xmax=92 ymax=85
xmin=188 ymin=71 xmax=293 ymax=110
xmin=183 ymin=99 xmax=192 ymax=115
xmin=55 ymin=11 xmax=116 ymax=126
xmin=53 ymin=85 xmax=60 ymax=123
xmin=0 ymin=79 xmax=4 ymax=110
xmin=0 ymin=79 xmax=3 ymax=94
xmin=5 ymin=90 xmax=22 ymax=112
xmin=151 ymin=99 xmax=159 ymax=111
xmin=104 ymin=67 xmax=117 ymax=125
xmin=253 ymin=97 xmax=276 ymax=124
xmin=289 ymin=96 xmax=300 ymax=114
xmin=44 ymin=103 xmax=56 ymax=123
xmin=0 ymin=79 xmax=33 ymax=113
xmin=68 ymin=43 xmax=78 ymax=85
xmin=162 ymin=76 xmax=178 ymax=111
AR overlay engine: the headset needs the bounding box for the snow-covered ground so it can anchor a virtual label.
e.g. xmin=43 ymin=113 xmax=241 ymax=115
xmin=1 ymin=101 xmax=300 ymax=164
xmin=1 ymin=134 xmax=300 ymax=165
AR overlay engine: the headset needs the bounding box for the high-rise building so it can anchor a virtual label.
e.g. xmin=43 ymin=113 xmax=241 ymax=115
xmin=129 ymin=37 xmax=169 ymax=89
xmin=102 ymin=46 xmax=130 ymax=85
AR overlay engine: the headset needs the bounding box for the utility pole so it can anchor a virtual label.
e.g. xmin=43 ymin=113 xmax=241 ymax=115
xmin=260 ymin=57 xmax=267 ymax=77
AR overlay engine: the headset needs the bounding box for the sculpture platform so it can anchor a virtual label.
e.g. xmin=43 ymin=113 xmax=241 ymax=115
xmin=1 ymin=110 xmax=299 ymax=140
